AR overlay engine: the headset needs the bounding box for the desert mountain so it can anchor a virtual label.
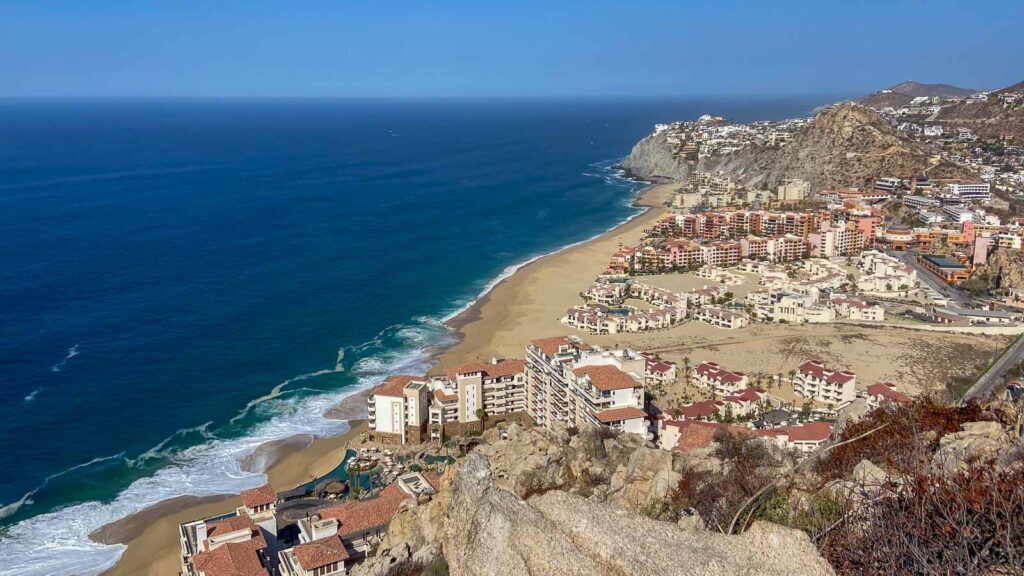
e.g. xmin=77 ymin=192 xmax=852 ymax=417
xmin=621 ymin=102 xmax=971 ymax=191
xmin=859 ymin=80 xmax=975 ymax=108
xmin=931 ymin=79 xmax=1024 ymax=141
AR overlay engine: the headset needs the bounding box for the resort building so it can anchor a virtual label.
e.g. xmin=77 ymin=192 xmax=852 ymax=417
xmin=830 ymin=297 xmax=885 ymax=321
xmin=525 ymin=336 xmax=649 ymax=438
xmin=808 ymin=222 xmax=865 ymax=258
xmin=178 ymin=485 xmax=279 ymax=576
xmin=280 ymin=472 xmax=439 ymax=576
xmin=366 ymin=375 xmax=431 ymax=445
xmin=426 ymin=358 xmax=528 ymax=440
xmin=692 ymin=361 xmax=749 ymax=395
xmin=863 ymin=382 xmax=912 ymax=411
xmin=795 ymin=361 xmax=856 ymax=405
xmin=693 ymin=306 xmax=749 ymax=329
xmin=757 ymin=422 xmax=833 ymax=453
xmin=917 ymin=254 xmax=970 ymax=285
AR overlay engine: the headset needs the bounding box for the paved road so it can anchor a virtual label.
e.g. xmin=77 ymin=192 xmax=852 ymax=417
xmin=961 ymin=331 xmax=1024 ymax=403
xmin=887 ymin=249 xmax=970 ymax=310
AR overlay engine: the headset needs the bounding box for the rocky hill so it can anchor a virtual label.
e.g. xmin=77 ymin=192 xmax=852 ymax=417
xmin=971 ymin=247 xmax=1024 ymax=289
xmin=621 ymin=103 xmax=970 ymax=190
xmin=933 ymin=79 xmax=1024 ymax=141
xmin=859 ymin=80 xmax=975 ymax=109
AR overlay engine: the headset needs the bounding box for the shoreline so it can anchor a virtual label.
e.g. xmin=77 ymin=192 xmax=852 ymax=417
xmin=93 ymin=180 xmax=673 ymax=575
xmin=435 ymin=181 xmax=676 ymax=369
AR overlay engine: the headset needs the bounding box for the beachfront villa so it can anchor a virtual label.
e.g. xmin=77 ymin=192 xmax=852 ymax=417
xmin=693 ymin=306 xmax=750 ymax=329
xmin=795 ymin=360 xmax=857 ymax=405
xmin=367 ymin=359 xmax=528 ymax=445
xmin=863 ymin=382 xmax=912 ymax=411
xmin=366 ymin=375 xmax=431 ymax=445
xmin=279 ymin=472 xmax=439 ymax=576
xmin=693 ymin=361 xmax=749 ymax=395
xmin=178 ymin=484 xmax=279 ymax=576
xmin=525 ymin=336 xmax=650 ymax=439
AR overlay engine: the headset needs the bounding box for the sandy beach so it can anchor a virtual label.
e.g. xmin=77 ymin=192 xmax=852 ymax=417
xmin=436 ymin=183 xmax=677 ymax=369
xmin=96 ymin=417 xmax=367 ymax=576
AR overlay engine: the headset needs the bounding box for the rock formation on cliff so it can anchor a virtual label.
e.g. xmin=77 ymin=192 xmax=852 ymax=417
xmin=973 ymin=247 xmax=1024 ymax=289
xmin=621 ymin=102 xmax=970 ymax=191
xmin=352 ymin=424 xmax=835 ymax=576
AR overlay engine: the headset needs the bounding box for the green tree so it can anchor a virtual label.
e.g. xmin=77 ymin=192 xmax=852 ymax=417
xmin=799 ymin=400 xmax=813 ymax=422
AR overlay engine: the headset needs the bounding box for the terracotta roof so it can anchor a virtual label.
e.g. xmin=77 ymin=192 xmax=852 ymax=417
xmin=724 ymin=387 xmax=766 ymax=403
xmin=785 ymin=422 xmax=833 ymax=442
xmin=594 ymin=406 xmax=646 ymax=423
xmin=205 ymin=515 xmax=256 ymax=541
xmin=292 ymin=535 xmax=349 ymax=570
xmin=372 ymin=375 xmax=423 ymax=398
xmin=433 ymin=389 xmax=457 ymax=403
xmin=240 ymin=484 xmax=276 ymax=509
xmin=530 ymin=336 xmax=577 ymax=357
xmin=695 ymin=361 xmax=745 ymax=384
xmin=671 ymin=420 xmax=751 ymax=451
xmin=648 ymin=360 xmax=675 ymax=374
xmin=679 ymin=400 xmax=723 ymax=419
xmin=865 ymin=382 xmax=912 ymax=404
xmin=798 ymin=360 xmax=855 ymax=384
xmin=571 ymin=365 xmax=641 ymax=391
xmin=319 ymin=484 xmax=410 ymax=538
xmin=193 ymin=531 xmax=269 ymax=576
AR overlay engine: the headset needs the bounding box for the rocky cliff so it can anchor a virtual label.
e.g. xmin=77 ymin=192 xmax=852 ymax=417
xmin=933 ymin=79 xmax=1024 ymax=141
xmin=972 ymin=247 xmax=1024 ymax=289
xmin=621 ymin=103 xmax=969 ymax=191
xmin=352 ymin=424 xmax=834 ymax=576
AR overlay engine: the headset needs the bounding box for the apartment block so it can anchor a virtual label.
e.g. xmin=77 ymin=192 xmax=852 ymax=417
xmin=795 ymin=360 xmax=856 ymax=405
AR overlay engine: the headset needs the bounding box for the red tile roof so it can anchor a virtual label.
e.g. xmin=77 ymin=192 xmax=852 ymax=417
xmin=594 ymin=406 xmax=646 ymax=423
xmin=865 ymin=382 xmax=912 ymax=404
xmin=530 ymin=336 xmax=577 ymax=357
xmin=433 ymin=389 xmax=457 ymax=403
xmin=240 ymin=484 xmax=276 ymax=509
xmin=679 ymin=400 xmax=723 ymax=419
xmin=319 ymin=484 xmax=410 ymax=538
xmin=798 ymin=360 xmax=855 ymax=384
xmin=571 ymin=365 xmax=641 ymax=391
xmin=695 ymin=361 xmax=745 ymax=384
xmin=193 ymin=530 xmax=269 ymax=576
xmin=785 ymin=421 xmax=833 ymax=442
xmin=205 ymin=515 xmax=256 ymax=541
xmin=671 ymin=420 xmax=752 ymax=451
xmin=292 ymin=535 xmax=349 ymax=570
xmin=372 ymin=375 xmax=422 ymax=398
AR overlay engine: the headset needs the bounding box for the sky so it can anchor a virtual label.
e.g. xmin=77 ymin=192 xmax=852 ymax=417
xmin=1 ymin=0 xmax=1021 ymax=98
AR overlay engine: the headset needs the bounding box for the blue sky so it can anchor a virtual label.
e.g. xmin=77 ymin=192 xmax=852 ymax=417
xmin=1 ymin=0 xmax=1020 ymax=97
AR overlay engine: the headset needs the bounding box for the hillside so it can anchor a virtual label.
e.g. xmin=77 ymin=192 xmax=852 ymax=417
xmin=932 ymin=78 xmax=1024 ymax=141
xmin=621 ymin=102 xmax=971 ymax=190
xmin=859 ymin=80 xmax=975 ymax=109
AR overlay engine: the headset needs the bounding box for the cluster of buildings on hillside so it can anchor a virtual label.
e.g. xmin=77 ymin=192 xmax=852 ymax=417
xmin=176 ymin=329 xmax=918 ymax=576
xmin=653 ymin=115 xmax=810 ymax=163
xmin=179 ymin=471 xmax=441 ymax=576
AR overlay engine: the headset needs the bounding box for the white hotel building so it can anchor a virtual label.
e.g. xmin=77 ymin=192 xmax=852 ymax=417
xmin=525 ymin=336 xmax=649 ymax=438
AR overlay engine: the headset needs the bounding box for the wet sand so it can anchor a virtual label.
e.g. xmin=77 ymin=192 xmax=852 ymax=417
xmin=97 ymin=420 xmax=366 ymax=576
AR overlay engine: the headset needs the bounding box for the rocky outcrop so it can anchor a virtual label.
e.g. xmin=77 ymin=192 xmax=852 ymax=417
xmin=973 ymin=248 xmax=1024 ymax=289
xmin=622 ymin=103 xmax=971 ymax=191
xmin=442 ymin=453 xmax=834 ymax=576
xmin=933 ymin=79 xmax=1024 ymax=142
xmin=353 ymin=426 xmax=836 ymax=576
xmin=933 ymin=421 xmax=1015 ymax=475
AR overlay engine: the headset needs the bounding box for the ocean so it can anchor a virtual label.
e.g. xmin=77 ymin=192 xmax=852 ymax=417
xmin=0 ymin=96 xmax=836 ymax=574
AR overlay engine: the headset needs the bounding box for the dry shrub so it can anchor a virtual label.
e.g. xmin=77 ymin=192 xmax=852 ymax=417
xmin=821 ymin=460 xmax=1024 ymax=575
xmin=817 ymin=397 xmax=992 ymax=481
xmin=670 ymin=431 xmax=780 ymax=532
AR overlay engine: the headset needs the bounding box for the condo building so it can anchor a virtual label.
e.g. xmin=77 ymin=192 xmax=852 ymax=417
xmin=795 ymin=360 xmax=856 ymax=405
xmin=179 ymin=485 xmax=279 ymax=576
xmin=692 ymin=361 xmax=749 ymax=394
xmin=525 ymin=336 xmax=649 ymax=438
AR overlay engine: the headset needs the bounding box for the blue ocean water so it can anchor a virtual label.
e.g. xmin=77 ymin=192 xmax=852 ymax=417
xmin=0 ymin=96 xmax=836 ymax=574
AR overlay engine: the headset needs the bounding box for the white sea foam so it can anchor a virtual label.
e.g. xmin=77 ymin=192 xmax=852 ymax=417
xmin=0 ymin=333 xmax=433 ymax=576
xmin=50 ymin=344 xmax=81 ymax=373
xmin=0 ymin=159 xmax=641 ymax=576
xmin=23 ymin=390 xmax=40 ymax=402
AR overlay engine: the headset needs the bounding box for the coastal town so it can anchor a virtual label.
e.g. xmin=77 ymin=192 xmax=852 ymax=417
xmin=162 ymin=83 xmax=1024 ymax=576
